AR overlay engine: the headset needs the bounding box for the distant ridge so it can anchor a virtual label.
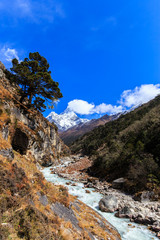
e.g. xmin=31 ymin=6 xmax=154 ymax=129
xmin=59 ymin=113 xmax=120 ymax=145
xmin=47 ymin=109 xmax=89 ymax=131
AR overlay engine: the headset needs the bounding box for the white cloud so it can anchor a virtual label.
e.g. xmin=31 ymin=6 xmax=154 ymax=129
xmin=67 ymin=99 xmax=95 ymax=115
xmin=119 ymin=84 xmax=160 ymax=108
xmin=67 ymin=100 xmax=123 ymax=115
xmin=94 ymin=103 xmax=123 ymax=115
xmin=66 ymin=84 xmax=160 ymax=116
xmin=0 ymin=46 xmax=20 ymax=63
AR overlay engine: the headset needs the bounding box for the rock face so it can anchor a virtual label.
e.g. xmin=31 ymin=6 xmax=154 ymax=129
xmin=99 ymin=194 xmax=118 ymax=213
xmin=0 ymin=148 xmax=14 ymax=160
xmin=0 ymin=62 xmax=70 ymax=166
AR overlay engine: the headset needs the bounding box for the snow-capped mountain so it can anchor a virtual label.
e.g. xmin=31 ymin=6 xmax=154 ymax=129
xmin=47 ymin=109 xmax=90 ymax=131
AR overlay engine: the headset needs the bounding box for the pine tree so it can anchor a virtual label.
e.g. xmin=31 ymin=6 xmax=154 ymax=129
xmin=5 ymin=52 xmax=63 ymax=112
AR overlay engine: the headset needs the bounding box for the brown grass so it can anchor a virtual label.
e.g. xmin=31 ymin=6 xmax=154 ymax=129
xmin=0 ymin=133 xmax=11 ymax=149
xmin=0 ymin=111 xmax=10 ymax=129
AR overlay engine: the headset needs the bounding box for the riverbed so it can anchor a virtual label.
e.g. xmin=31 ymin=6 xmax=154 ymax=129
xmin=42 ymin=166 xmax=158 ymax=240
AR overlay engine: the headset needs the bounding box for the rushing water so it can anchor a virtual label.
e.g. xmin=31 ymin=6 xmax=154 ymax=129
xmin=42 ymin=167 xmax=158 ymax=240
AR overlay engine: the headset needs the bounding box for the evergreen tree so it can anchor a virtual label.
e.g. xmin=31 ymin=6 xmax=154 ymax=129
xmin=5 ymin=52 xmax=63 ymax=112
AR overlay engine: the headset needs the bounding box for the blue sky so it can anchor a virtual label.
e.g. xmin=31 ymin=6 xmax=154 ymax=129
xmin=0 ymin=0 xmax=160 ymax=118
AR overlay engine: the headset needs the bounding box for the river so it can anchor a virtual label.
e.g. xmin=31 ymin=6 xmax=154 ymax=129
xmin=42 ymin=166 xmax=158 ymax=240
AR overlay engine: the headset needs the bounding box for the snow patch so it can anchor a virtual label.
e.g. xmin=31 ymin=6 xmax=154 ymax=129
xmin=47 ymin=109 xmax=89 ymax=131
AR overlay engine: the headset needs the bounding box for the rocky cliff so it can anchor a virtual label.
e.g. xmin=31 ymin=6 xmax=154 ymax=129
xmin=0 ymin=61 xmax=70 ymax=167
xmin=0 ymin=61 xmax=121 ymax=240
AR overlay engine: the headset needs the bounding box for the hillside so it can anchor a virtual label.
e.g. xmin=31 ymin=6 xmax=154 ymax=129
xmin=60 ymin=114 xmax=117 ymax=145
xmin=0 ymin=62 xmax=121 ymax=240
xmin=71 ymin=95 xmax=160 ymax=194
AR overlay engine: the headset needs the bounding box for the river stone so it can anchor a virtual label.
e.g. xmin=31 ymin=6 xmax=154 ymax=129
xmin=112 ymin=178 xmax=126 ymax=189
xmin=99 ymin=194 xmax=118 ymax=213
xmin=133 ymin=191 xmax=155 ymax=202
xmin=115 ymin=205 xmax=135 ymax=218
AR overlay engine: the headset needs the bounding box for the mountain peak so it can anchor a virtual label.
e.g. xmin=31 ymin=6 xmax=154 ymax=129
xmin=47 ymin=110 xmax=89 ymax=131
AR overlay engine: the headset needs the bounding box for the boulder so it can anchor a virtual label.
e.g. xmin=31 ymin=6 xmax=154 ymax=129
xmin=85 ymin=190 xmax=91 ymax=194
xmin=115 ymin=205 xmax=135 ymax=218
xmin=133 ymin=214 xmax=156 ymax=225
xmin=133 ymin=191 xmax=155 ymax=202
xmin=85 ymin=183 xmax=93 ymax=188
xmin=99 ymin=194 xmax=118 ymax=213
xmin=71 ymin=183 xmax=77 ymax=186
xmin=152 ymin=225 xmax=160 ymax=232
xmin=112 ymin=178 xmax=127 ymax=189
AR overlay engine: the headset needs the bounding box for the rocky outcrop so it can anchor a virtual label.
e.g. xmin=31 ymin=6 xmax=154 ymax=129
xmin=0 ymin=62 xmax=70 ymax=166
xmin=51 ymin=202 xmax=82 ymax=231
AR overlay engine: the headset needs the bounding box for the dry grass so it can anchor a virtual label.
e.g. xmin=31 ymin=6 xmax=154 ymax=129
xmin=72 ymin=201 xmax=121 ymax=240
xmin=17 ymin=121 xmax=36 ymax=135
xmin=0 ymin=133 xmax=11 ymax=149
xmin=0 ymin=111 xmax=10 ymax=129
xmin=0 ymin=85 xmax=13 ymax=101
xmin=0 ymin=150 xmax=121 ymax=240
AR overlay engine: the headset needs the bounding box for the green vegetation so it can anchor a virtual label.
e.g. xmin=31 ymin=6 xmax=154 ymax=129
xmin=5 ymin=52 xmax=63 ymax=112
xmin=71 ymin=95 xmax=160 ymax=193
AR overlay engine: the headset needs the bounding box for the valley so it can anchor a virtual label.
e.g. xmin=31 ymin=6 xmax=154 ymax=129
xmin=1 ymin=60 xmax=160 ymax=239
xmin=42 ymin=156 xmax=159 ymax=240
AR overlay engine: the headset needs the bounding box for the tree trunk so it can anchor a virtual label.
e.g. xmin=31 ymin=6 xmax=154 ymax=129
xmin=29 ymin=93 xmax=33 ymax=105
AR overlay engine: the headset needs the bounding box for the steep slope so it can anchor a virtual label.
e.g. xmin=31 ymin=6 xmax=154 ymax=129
xmin=60 ymin=114 xmax=116 ymax=145
xmin=71 ymin=95 xmax=160 ymax=194
xmin=0 ymin=63 xmax=70 ymax=167
xmin=0 ymin=62 xmax=121 ymax=240
xmin=47 ymin=109 xmax=89 ymax=131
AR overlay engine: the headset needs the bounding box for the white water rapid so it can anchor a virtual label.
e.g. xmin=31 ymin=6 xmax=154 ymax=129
xmin=42 ymin=167 xmax=158 ymax=240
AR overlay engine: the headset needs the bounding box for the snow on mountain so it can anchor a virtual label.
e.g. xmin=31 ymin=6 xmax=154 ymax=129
xmin=47 ymin=109 xmax=90 ymax=131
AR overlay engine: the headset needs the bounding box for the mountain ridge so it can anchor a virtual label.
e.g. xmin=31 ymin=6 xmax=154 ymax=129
xmin=47 ymin=109 xmax=89 ymax=131
xmin=59 ymin=113 xmax=120 ymax=145
xmin=71 ymin=95 xmax=160 ymax=195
